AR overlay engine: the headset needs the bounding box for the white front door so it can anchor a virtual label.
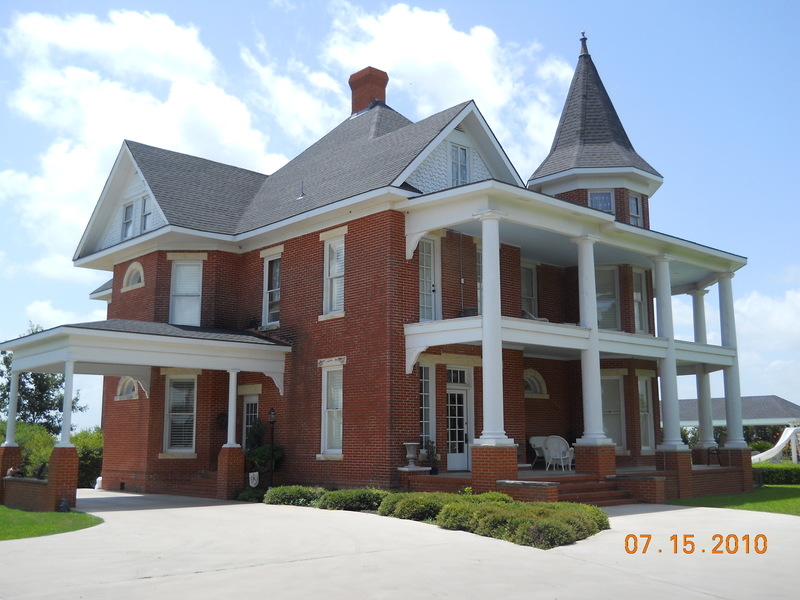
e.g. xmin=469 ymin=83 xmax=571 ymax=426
xmin=446 ymin=367 xmax=473 ymax=470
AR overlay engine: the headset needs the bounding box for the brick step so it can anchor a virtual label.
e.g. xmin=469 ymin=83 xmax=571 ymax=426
xmin=559 ymin=489 xmax=632 ymax=502
xmin=557 ymin=481 xmax=619 ymax=493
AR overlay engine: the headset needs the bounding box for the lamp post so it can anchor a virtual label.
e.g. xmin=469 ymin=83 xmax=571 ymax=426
xmin=268 ymin=408 xmax=276 ymax=489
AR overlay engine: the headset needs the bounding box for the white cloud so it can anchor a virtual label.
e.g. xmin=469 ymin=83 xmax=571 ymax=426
xmin=24 ymin=300 xmax=105 ymax=329
xmin=320 ymin=1 xmax=572 ymax=172
xmin=30 ymin=254 xmax=107 ymax=285
xmin=736 ymin=289 xmax=800 ymax=352
xmin=0 ymin=9 xmax=284 ymax=272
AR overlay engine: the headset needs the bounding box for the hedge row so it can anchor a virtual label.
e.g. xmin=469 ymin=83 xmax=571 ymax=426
xmin=259 ymin=486 xmax=609 ymax=550
xmin=753 ymin=463 xmax=800 ymax=485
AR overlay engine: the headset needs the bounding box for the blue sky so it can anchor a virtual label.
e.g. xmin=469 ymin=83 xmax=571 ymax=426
xmin=1 ymin=1 xmax=799 ymax=430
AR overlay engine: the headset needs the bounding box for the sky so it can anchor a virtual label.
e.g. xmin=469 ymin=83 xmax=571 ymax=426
xmin=1 ymin=1 xmax=799 ymax=431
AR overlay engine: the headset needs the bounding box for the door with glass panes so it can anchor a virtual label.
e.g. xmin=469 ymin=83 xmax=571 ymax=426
xmin=446 ymin=367 xmax=473 ymax=470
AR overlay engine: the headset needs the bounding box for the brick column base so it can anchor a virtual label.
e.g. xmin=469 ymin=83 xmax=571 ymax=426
xmin=216 ymin=447 xmax=245 ymax=500
xmin=573 ymin=444 xmax=616 ymax=477
xmin=721 ymin=448 xmax=754 ymax=492
xmin=48 ymin=446 xmax=79 ymax=510
xmin=656 ymin=449 xmax=693 ymax=499
xmin=0 ymin=445 xmax=23 ymax=504
xmin=470 ymin=444 xmax=518 ymax=494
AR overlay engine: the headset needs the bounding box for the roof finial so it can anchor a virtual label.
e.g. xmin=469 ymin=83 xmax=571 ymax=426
xmin=580 ymin=31 xmax=589 ymax=56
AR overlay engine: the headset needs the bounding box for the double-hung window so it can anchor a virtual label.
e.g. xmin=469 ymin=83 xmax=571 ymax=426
xmin=165 ymin=377 xmax=196 ymax=452
xmin=521 ymin=262 xmax=537 ymax=318
xmin=121 ymin=203 xmax=134 ymax=240
xmin=589 ymin=190 xmax=614 ymax=214
xmin=140 ymin=195 xmax=152 ymax=232
xmin=595 ymin=267 xmax=620 ymax=330
xmin=324 ymin=237 xmax=345 ymax=314
xmin=632 ymin=269 xmax=649 ymax=332
xmin=601 ymin=376 xmax=625 ymax=448
xmin=451 ymin=144 xmax=468 ymax=186
xmin=629 ymin=194 xmax=643 ymax=226
xmin=170 ymin=260 xmax=202 ymax=326
xmin=322 ymin=366 xmax=343 ymax=453
xmin=263 ymin=255 xmax=281 ymax=325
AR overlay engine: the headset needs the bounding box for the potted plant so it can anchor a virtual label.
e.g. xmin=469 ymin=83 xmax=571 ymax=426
xmin=424 ymin=440 xmax=439 ymax=475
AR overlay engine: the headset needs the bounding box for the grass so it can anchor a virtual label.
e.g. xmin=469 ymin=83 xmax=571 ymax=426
xmin=0 ymin=505 xmax=103 ymax=541
xmin=666 ymin=485 xmax=800 ymax=517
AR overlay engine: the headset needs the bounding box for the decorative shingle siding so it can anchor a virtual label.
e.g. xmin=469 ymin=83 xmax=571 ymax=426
xmin=406 ymin=136 xmax=493 ymax=194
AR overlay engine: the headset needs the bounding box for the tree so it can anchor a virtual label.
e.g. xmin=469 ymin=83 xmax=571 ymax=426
xmin=0 ymin=420 xmax=55 ymax=477
xmin=72 ymin=427 xmax=103 ymax=488
xmin=0 ymin=323 xmax=86 ymax=436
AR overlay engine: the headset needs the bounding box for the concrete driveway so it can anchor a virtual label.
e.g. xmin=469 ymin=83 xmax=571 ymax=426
xmin=0 ymin=489 xmax=796 ymax=599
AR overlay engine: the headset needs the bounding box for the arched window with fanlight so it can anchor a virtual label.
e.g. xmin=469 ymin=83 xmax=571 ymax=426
xmin=115 ymin=376 xmax=140 ymax=400
xmin=523 ymin=369 xmax=549 ymax=400
xmin=121 ymin=261 xmax=145 ymax=292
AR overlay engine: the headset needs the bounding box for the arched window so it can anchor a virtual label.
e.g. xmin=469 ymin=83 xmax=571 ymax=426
xmin=523 ymin=369 xmax=549 ymax=399
xmin=121 ymin=262 xmax=145 ymax=292
xmin=115 ymin=377 xmax=139 ymax=400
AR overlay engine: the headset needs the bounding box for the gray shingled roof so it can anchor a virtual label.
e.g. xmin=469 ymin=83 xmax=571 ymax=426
xmin=125 ymin=100 xmax=469 ymax=237
xmin=125 ymin=141 xmax=268 ymax=235
xmin=237 ymin=100 xmax=469 ymax=233
xmin=66 ymin=319 xmax=288 ymax=346
xmin=680 ymin=396 xmax=800 ymax=424
xmin=529 ymin=37 xmax=661 ymax=182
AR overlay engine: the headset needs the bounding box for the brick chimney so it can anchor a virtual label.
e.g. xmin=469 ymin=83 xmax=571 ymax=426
xmin=348 ymin=66 xmax=389 ymax=114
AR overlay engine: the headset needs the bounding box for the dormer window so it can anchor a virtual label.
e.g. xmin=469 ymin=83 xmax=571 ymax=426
xmin=589 ymin=190 xmax=614 ymax=213
xmin=629 ymin=194 xmax=643 ymax=226
xmin=451 ymin=144 xmax=468 ymax=186
xmin=121 ymin=203 xmax=134 ymax=240
xmin=141 ymin=195 xmax=152 ymax=232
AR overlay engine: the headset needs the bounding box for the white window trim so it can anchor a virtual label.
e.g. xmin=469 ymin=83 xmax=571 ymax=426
xmin=450 ymin=142 xmax=469 ymax=187
xmin=164 ymin=375 xmax=197 ymax=453
xmin=115 ymin=376 xmax=139 ymax=401
xmin=418 ymin=236 xmax=443 ymax=321
xmin=121 ymin=202 xmax=134 ymax=240
xmin=595 ymin=266 xmax=621 ymax=331
xmin=601 ymin=375 xmax=626 ymax=449
xmin=261 ymin=249 xmax=282 ymax=327
xmin=638 ymin=377 xmax=655 ymax=451
xmin=419 ymin=363 xmax=436 ymax=449
xmin=320 ymin=365 xmax=343 ymax=456
xmin=632 ymin=268 xmax=649 ymax=333
xmin=169 ymin=260 xmax=203 ymax=326
xmin=589 ymin=189 xmax=615 ymax=214
xmin=521 ymin=260 xmax=538 ymax=319
xmin=121 ymin=261 xmax=145 ymax=293
xmin=140 ymin=195 xmax=152 ymax=233
xmin=322 ymin=236 xmax=345 ymax=318
xmin=523 ymin=368 xmax=549 ymax=400
xmin=629 ymin=194 xmax=643 ymax=227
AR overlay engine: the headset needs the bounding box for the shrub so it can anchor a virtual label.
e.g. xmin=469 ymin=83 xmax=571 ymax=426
xmin=237 ymin=488 xmax=266 ymax=502
xmin=749 ymin=441 xmax=774 ymax=454
xmin=263 ymin=485 xmax=327 ymax=506
xmin=392 ymin=493 xmax=453 ymax=521
xmin=753 ymin=463 xmax=800 ymax=485
xmin=72 ymin=427 xmax=103 ymax=488
xmin=377 ymin=492 xmax=407 ymax=517
xmin=516 ymin=518 xmax=577 ymax=549
xmin=317 ymin=488 xmax=389 ymax=511
xmin=436 ymin=502 xmax=479 ymax=531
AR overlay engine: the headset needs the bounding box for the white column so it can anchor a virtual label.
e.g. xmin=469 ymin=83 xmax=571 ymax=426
xmin=653 ymin=256 xmax=685 ymax=449
xmin=474 ymin=210 xmax=512 ymax=445
xmin=718 ymin=272 xmax=746 ymax=448
xmin=223 ymin=369 xmax=240 ymax=448
xmin=2 ymin=369 xmax=20 ymax=447
xmin=573 ymin=236 xmax=609 ymax=445
xmin=57 ymin=360 xmax=75 ymax=447
xmin=689 ymin=289 xmax=715 ymax=448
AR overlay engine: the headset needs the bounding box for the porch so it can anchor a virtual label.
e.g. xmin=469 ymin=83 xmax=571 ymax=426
xmin=403 ymin=455 xmax=753 ymax=507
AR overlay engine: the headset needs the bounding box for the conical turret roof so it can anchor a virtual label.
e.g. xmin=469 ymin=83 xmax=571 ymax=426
xmin=528 ymin=34 xmax=661 ymax=184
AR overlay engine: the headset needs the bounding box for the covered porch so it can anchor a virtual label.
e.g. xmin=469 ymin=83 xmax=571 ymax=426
xmin=0 ymin=319 xmax=289 ymax=511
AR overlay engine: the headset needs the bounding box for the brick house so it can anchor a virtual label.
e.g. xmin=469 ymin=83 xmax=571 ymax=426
xmin=1 ymin=36 xmax=753 ymax=509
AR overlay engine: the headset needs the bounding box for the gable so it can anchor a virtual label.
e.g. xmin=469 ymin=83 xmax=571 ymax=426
xmin=397 ymin=103 xmax=522 ymax=195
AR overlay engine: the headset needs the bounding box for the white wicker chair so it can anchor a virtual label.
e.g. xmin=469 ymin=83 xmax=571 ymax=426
xmin=543 ymin=435 xmax=574 ymax=471
xmin=528 ymin=436 xmax=547 ymax=468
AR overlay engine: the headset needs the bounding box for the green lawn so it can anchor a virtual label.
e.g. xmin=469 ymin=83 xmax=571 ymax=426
xmin=667 ymin=485 xmax=800 ymax=517
xmin=0 ymin=505 xmax=103 ymax=541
